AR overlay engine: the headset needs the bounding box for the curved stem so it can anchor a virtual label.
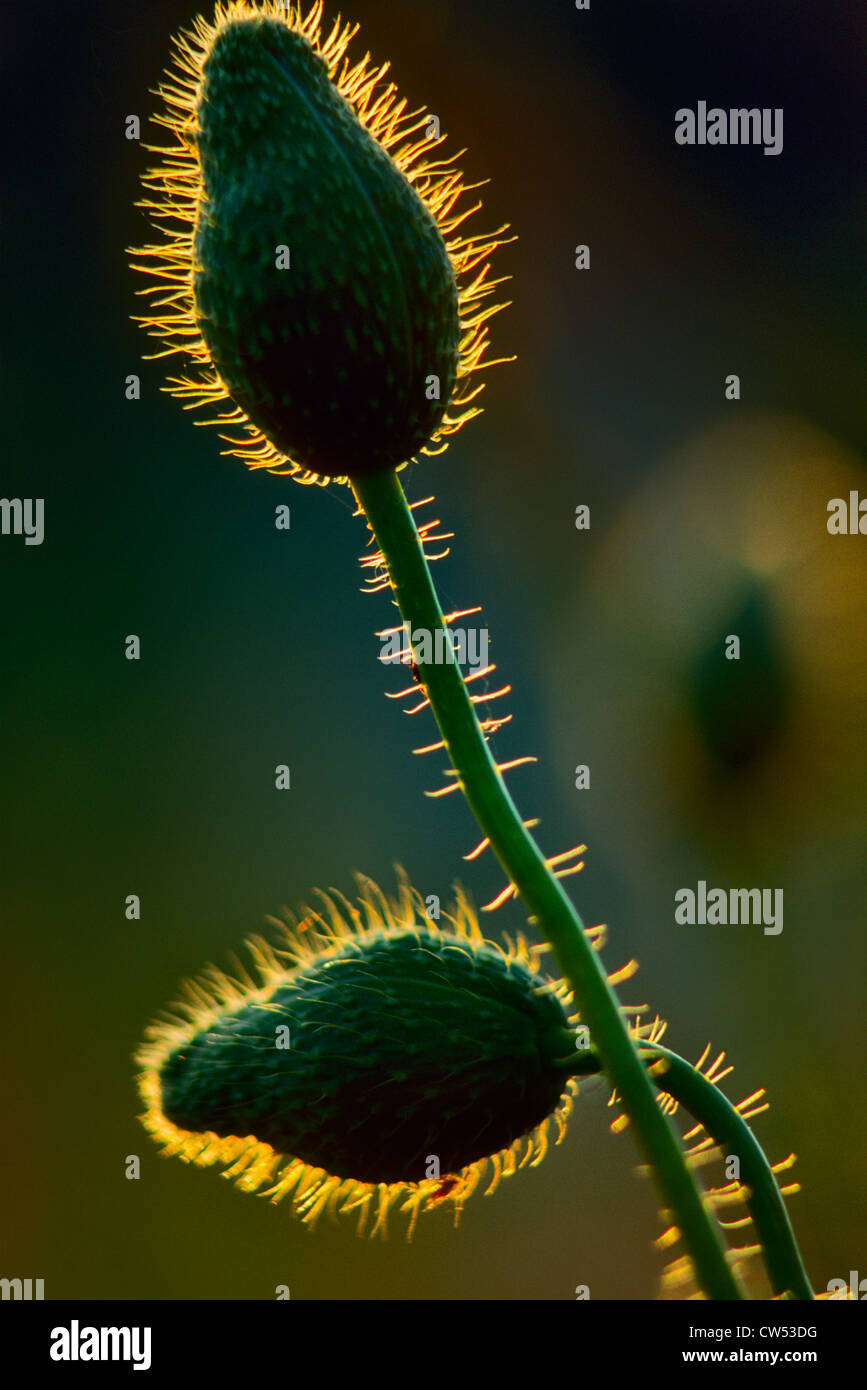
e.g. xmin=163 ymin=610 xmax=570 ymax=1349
xmin=353 ymin=467 xmax=742 ymax=1300
xmin=568 ymin=1045 xmax=813 ymax=1300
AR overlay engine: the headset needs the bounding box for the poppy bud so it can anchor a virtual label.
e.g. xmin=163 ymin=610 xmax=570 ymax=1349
xmin=131 ymin=3 xmax=510 ymax=485
xmin=137 ymin=876 xmax=577 ymax=1235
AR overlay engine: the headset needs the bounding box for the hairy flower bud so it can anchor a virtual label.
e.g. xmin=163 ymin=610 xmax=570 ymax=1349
xmin=131 ymin=2 xmax=510 ymax=485
xmin=137 ymin=876 xmax=577 ymax=1236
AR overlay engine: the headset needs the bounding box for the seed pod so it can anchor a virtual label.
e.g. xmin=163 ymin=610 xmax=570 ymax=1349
xmin=130 ymin=1 xmax=511 ymax=485
xmin=136 ymin=874 xmax=578 ymax=1236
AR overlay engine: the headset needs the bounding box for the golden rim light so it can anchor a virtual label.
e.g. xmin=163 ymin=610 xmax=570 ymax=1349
xmin=136 ymin=873 xmax=582 ymax=1239
xmin=130 ymin=0 xmax=512 ymax=486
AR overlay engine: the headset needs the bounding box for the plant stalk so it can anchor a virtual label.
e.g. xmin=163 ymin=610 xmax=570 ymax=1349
xmin=354 ymin=466 xmax=742 ymax=1301
xmin=569 ymin=1045 xmax=813 ymax=1299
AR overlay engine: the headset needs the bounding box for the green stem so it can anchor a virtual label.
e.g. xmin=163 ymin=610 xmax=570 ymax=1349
xmin=569 ymin=1045 xmax=813 ymax=1299
xmin=354 ymin=467 xmax=741 ymax=1300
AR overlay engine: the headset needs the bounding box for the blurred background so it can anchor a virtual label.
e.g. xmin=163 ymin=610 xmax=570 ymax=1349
xmin=1 ymin=0 xmax=864 ymax=1299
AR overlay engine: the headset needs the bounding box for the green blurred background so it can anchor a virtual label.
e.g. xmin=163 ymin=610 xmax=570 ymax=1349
xmin=1 ymin=0 xmax=864 ymax=1298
